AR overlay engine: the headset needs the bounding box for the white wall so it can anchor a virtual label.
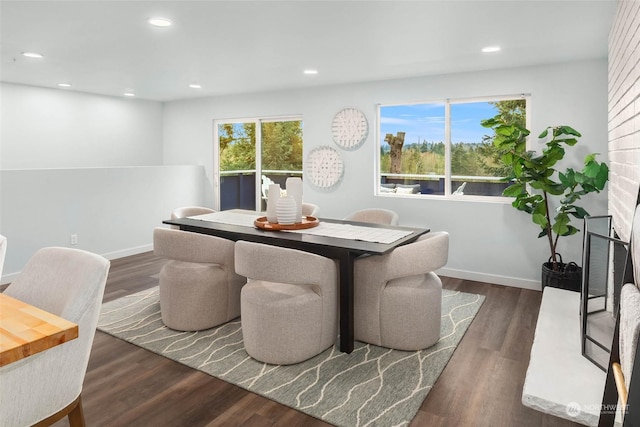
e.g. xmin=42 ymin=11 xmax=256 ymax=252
xmin=1 ymin=82 xmax=164 ymax=169
xmin=163 ymin=60 xmax=609 ymax=289
xmin=0 ymin=83 xmax=206 ymax=283
xmin=0 ymin=166 xmax=205 ymax=283
xmin=608 ymin=0 xmax=640 ymax=242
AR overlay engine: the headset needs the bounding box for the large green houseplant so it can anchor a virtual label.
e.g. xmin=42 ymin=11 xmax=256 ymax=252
xmin=481 ymin=116 xmax=609 ymax=289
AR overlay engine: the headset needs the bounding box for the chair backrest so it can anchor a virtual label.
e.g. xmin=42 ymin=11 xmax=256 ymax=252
xmin=356 ymin=231 xmax=449 ymax=283
xmin=345 ymin=208 xmax=399 ymax=226
xmin=171 ymin=206 xmax=215 ymax=220
xmin=1 ymin=247 xmax=110 ymax=426
xmin=5 ymin=247 xmax=110 ymax=324
xmin=235 ymin=240 xmax=336 ymax=290
xmin=0 ymin=234 xmax=6 ymax=280
xmin=301 ymin=202 xmax=320 ymax=217
xmin=386 ymin=232 xmax=449 ymax=279
xmin=154 ymin=227 xmax=236 ymax=266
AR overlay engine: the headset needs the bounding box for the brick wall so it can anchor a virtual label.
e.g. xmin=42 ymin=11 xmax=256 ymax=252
xmin=609 ymin=0 xmax=640 ymax=242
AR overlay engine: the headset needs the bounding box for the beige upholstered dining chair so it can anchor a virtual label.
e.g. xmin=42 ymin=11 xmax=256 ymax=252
xmin=345 ymin=208 xmax=399 ymax=226
xmin=153 ymin=227 xmax=244 ymax=331
xmin=301 ymin=202 xmax=320 ymax=217
xmin=354 ymin=232 xmax=449 ymax=350
xmin=0 ymin=247 xmax=110 ymax=427
xmin=0 ymin=234 xmax=6 ymax=280
xmin=235 ymin=241 xmax=338 ymax=365
xmin=170 ymin=206 xmax=215 ymax=229
xmin=171 ymin=206 xmax=215 ymax=219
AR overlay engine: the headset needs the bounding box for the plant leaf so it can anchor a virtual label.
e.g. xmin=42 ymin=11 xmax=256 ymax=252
xmin=496 ymin=125 xmax=515 ymax=136
xmin=561 ymin=137 xmax=579 ymax=146
xmin=559 ymin=125 xmax=581 ymax=137
xmin=571 ymin=206 xmax=589 ymax=218
xmin=503 ymin=183 xmax=524 ymax=197
xmin=533 ymin=213 xmax=548 ymax=227
xmin=595 ymin=164 xmax=609 ymax=189
xmin=481 ymin=118 xmax=499 ymax=128
xmin=584 ymin=161 xmax=601 ymax=178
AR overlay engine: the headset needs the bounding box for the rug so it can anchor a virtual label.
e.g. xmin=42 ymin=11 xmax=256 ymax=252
xmin=97 ymin=287 xmax=484 ymax=427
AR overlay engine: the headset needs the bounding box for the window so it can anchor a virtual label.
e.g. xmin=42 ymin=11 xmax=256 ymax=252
xmin=214 ymin=116 xmax=303 ymax=211
xmin=377 ymin=96 xmax=528 ymax=197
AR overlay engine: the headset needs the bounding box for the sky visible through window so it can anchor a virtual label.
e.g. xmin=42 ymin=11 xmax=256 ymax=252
xmin=380 ymin=101 xmax=499 ymax=146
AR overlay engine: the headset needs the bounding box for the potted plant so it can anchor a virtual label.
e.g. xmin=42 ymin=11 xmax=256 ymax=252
xmin=481 ymin=116 xmax=609 ymax=291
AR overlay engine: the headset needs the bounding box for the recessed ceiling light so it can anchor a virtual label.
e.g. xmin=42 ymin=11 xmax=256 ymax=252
xmin=481 ymin=46 xmax=501 ymax=53
xmin=189 ymin=84 xmax=202 ymax=89
xmin=303 ymin=69 xmax=318 ymax=75
xmin=123 ymin=92 xmax=135 ymax=97
xmin=148 ymin=17 xmax=172 ymax=27
xmin=22 ymin=52 xmax=44 ymax=59
xmin=58 ymin=83 xmax=71 ymax=88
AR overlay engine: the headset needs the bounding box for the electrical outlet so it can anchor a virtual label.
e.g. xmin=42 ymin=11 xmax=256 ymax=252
xmin=70 ymin=234 xmax=78 ymax=245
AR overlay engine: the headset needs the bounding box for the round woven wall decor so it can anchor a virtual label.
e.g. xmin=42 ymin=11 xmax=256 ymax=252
xmin=331 ymin=108 xmax=368 ymax=150
xmin=306 ymin=146 xmax=344 ymax=189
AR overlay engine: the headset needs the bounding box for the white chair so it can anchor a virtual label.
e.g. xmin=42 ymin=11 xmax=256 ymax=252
xmin=154 ymin=228 xmax=245 ymax=331
xmin=0 ymin=234 xmax=6 ymax=280
xmin=235 ymin=241 xmax=338 ymax=364
xmin=301 ymin=202 xmax=320 ymax=217
xmin=0 ymin=247 xmax=110 ymax=427
xmin=261 ymin=175 xmax=276 ymax=200
xmin=453 ymin=182 xmax=467 ymax=195
xmin=354 ymin=232 xmax=449 ymax=350
xmin=345 ymin=208 xmax=399 ymax=226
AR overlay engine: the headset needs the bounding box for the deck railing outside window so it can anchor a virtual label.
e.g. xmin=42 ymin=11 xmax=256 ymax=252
xmin=220 ymin=170 xmax=302 ymax=211
xmin=380 ymin=173 xmax=509 ymax=197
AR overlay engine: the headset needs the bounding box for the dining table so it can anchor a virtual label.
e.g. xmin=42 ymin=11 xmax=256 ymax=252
xmin=163 ymin=210 xmax=430 ymax=353
xmin=0 ymin=293 xmax=79 ymax=367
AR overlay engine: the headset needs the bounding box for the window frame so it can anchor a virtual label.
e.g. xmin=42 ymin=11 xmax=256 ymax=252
xmin=213 ymin=114 xmax=303 ymax=211
xmin=374 ymin=94 xmax=530 ymax=202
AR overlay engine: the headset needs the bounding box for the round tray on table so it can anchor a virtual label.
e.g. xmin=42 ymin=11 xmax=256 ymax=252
xmin=254 ymin=216 xmax=319 ymax=231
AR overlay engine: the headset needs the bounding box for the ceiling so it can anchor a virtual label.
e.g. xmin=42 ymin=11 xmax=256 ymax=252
xmin=1 ymin=1 xmax=617 ymax=102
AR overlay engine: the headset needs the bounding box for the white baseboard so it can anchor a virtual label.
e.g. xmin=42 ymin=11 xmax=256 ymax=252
xmin=101 ymin=244 xmax=153 ymax=260
xmin=0 ymin=244 xmax=153 ymax=285
xmin=0 ymin=272 xmax=18 ymax=285
xmin=438 ymin=267 xmax=542 ymax=291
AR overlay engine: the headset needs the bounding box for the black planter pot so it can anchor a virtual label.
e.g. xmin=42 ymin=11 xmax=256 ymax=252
xmin=541 ymin=259 xmax=582 ymax=292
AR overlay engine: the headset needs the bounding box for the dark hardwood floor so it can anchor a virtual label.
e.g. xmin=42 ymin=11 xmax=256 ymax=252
xmin=50 ymin=251 xmax=579 ymax=427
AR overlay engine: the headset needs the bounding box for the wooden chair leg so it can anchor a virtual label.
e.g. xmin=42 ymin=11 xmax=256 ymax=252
xmin=68 ymin=396 xmax=86 ymax=427
xmin=33 ymin=395 xmax=84 ymax=427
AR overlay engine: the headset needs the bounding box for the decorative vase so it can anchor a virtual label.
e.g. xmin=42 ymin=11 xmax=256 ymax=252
xmin=266 ymin=183 xmax=281 ymax=223
xmin=276 ymin=196 xmax=297 ymax=225
xmin=286 ymin=177 xmax=303 ymax=223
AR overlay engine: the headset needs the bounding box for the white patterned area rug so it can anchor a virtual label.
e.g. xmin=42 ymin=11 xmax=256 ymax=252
xmin=97 ymin=287 xmax=484 ymax=427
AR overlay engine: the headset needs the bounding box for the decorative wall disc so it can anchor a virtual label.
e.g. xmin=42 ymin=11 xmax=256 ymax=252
xmin=331 ymin=108 xmax=368 ymax=150
xmin=306 ymin=146 xmax=344 ymax=189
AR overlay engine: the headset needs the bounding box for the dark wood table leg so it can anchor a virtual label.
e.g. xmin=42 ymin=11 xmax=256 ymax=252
xmin=338 ymin=251 xmax=355 ymax=353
